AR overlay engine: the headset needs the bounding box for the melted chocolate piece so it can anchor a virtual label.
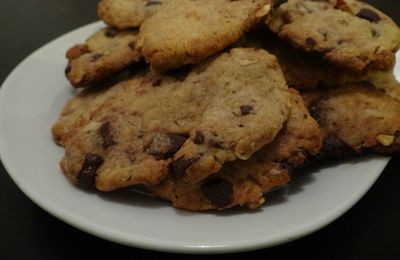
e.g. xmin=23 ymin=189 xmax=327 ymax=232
xmin=147 ymin=133 xmax=187 ymax=159
xmin=194 ymin=131 xmax=204 ymax=145
xmin=305 ymin=37 xmax=317 ymax=47
xmin=152 ymin=79 xmax=162 ymax=87
xmin=240 ymin=105 xmax=253 ymax=116
xmin=273 ymin=0 xmax=288 ymax=9
xmin=78 ymin=154 xmax=104 ymax=188
xmin=201 ymin=178 xmax=233 ymax=208
xmin=145 ymin=0 xmax=162 ymax=7
xmin=357 ymin=8 xmax=381 ymax=23
xmin=170 ymin=157 xmax=199 ymax=177
xmin=105 ymin=27 xmax=118 ymax=38
xmin=100 ymin=122 xmax=116 ymax=149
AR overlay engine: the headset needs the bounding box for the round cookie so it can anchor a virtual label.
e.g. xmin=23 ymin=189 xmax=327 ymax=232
xmin=149 ymin=89 xmax=322 ymax=211
xmin=267 ymin=0 xmax=400 ymax=72
xmin=137 ymin=0 xmax=272 ymax=71
xmin=98 ymin=0 xmax=168 ymax=29
xmin=239 ymin=29 xmax=400 ymax=96
xmin=53 ymin=48 xmax=292 ymax=191
xmin=303 ymin=83 xmax=400 ymax=157
xmin=65 ymin=27 xmax=141 ymax=87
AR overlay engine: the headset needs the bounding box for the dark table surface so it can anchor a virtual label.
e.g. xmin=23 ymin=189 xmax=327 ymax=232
xmin=0 ymin=0 xmax=399 ymax=258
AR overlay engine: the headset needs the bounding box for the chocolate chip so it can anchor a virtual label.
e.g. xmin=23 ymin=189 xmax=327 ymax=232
xmin=128 ymin=42 xmax=135 ymax=50
xmin=105 ymin=27 xmax=118 ymax=38
xmin=167 ymin=134 xmax=187 ymax=154
xmin=395 ymin=130 xmax=400 ymax=138
xmin=152 ymin=79 xmax=162 ymax=87
xmin=194 ymin=131 xmax=204 ymax=145
xmin=208 ymin=133 xmax=224 ymax=149
xmin=240 ymin=105 xmax=253 ymax=116
xmin=371 ymin=28 xmax=380 ymax=38
xmin=282 ymin=11 xmax=293 ymax=24
xmin=65 ymin=64 xmax=71 ymax=74
xmin=279 ymin=162 xmax=293 ymax=173
xmin=318 ymin=135 xmax=353 ymax=158
xmin=146 ymin=133 xmax=187 ymax=159
xmin=145 ymin=0 xmax=162 ymax=6
xmin=272 ymin=0 xmax=287 ymax=9
xmin=168 ymin=66 xmax=192 ymax=82
xmin=90 ymin=53 xmax=104 ymax=62
xmin=78 ymin=154 xmax=104 ymax=188
xmin=99 ymin=122 xmax=116 ymax=149
xmin=305 ymin=37 xmax=317 ymax=47
xmin=201 ymin=178 xmax=233 ymax=208
xmin=356 ymin=8 xmax=381 ymax=23
xmin=170 ymin=157 xmax=199 ymax=177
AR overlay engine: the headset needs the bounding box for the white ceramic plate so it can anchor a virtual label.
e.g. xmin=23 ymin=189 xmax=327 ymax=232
xmin=0 ymin=21 xmax=399 ymax=254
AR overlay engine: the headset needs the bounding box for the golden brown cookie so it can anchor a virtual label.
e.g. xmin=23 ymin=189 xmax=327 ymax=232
xmin=65 ymin=27 xmax=141 ymax=87
xmin=267 ymin=0 xmax=400 ymax=72
xmin=236 ymin=29 xmax=352 ymax=90
xmin=53 ymin=48 xmax=291 ymax=192
xmin=149 ymin=89 xmax=322 ymax=211
xmin=98 ymin=0 xmax=167 ymax=29
xmin=303 ymin=83 xmax=400 ymax=157
xmin=137 ymin=0 xmax=272 ymax=71
xmin=239 ymin=29 xmax=400 ymax=95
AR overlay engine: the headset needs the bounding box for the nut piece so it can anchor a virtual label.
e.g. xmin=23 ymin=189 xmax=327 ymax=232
xmin=376 ymin=134 xmax=394 ymax=146
xmin=66 ymin=44 xmax=89 ymax=60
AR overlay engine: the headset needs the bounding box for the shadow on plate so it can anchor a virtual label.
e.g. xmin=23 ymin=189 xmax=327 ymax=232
xmin=96 ymin=187 xmax=170 ymax=209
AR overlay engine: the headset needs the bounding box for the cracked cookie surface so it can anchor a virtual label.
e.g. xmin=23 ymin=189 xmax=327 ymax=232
xmin=65 ymin=27 xmax=141 ymax=87
xmin=239 ymin=29 xmax=400 ymax=96
xmin=149 ymin=89 xmax=322 ymax=211
xmin=137 ymin=0 xmax=272 ymax=70
xmin=267 ymin=0 xmax=400 ymax=72
xmin=303 ymin=83 xmax=400 ymax=157
xmin=53 ymin=48 xmax=291 ymax=191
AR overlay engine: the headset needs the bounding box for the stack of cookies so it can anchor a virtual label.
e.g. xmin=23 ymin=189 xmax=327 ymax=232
xmin=52 ymin=0 xmax=400 ymax=211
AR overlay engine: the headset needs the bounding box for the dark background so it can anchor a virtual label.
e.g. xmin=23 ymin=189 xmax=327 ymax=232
xmin=0 ymin=0 xmax=399 ymax=258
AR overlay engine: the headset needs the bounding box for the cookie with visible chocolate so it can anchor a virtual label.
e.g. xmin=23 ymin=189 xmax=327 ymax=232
xmin=240 ymin=29 xmax=400 ymax=94
xmin=303 ymin=83 xmax=400 ymax=157
xmin=267 ymin=0 xmax=400 ymax=72
xmin=65 ymin=27 xmax=141 ymax=87
xmin=98 ymin=0 xmax=167 ymax=29
xmin=237 ymin=29 xmax=352 ymax=90
xmin=53 ymin=48 xmax=291 ymax=192
xmin=137 ymin=0 xmax=272 ymax=70
xmin=149 ymin=89 xmax=322 ymax=211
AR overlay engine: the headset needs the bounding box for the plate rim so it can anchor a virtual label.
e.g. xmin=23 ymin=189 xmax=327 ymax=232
xmin=0 ymin=21 xmax=391 ymax=254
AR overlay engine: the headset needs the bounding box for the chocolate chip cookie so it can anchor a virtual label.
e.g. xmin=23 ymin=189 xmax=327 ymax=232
xmin=98 ymin=0 xmax=167 ymax=29
xmin=53 ymin=48 xmax=291 ymax=191
xmin=137 ymin=0 xmax=272 ymax=70
xmin=149 ymin=89 xmax=322 ymax=210
xmin=240 ymin=29 xmax=400 ymax=96
xmin=65 ymin=27 xmax=141 ymax=87
xmin=237 ymin=29 xmax=354 ymax=90
xmin=267 ymin=0 xmax=400 ymax=72
xmin=303 ymin=83 xmax=400 ymax=157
